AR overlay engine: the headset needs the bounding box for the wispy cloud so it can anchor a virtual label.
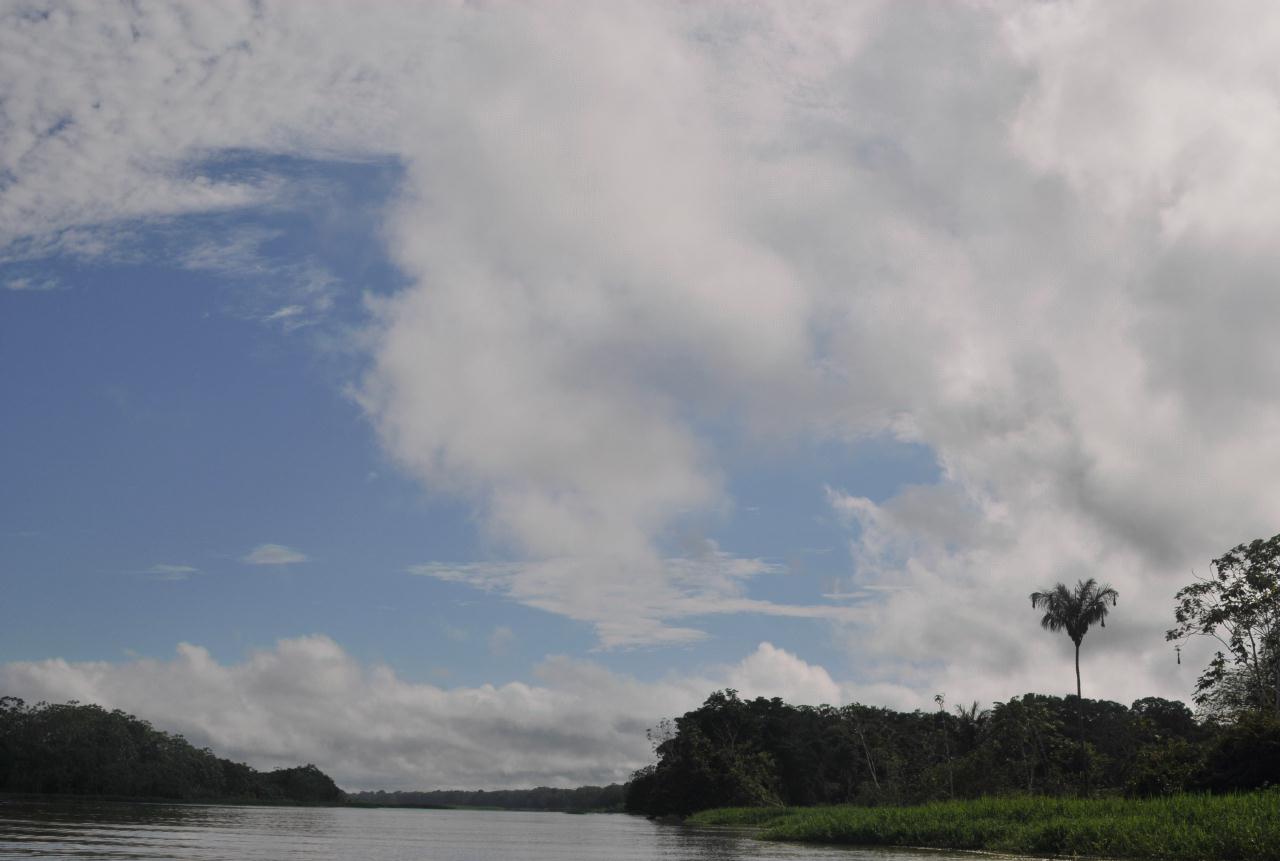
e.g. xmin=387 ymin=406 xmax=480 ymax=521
xmin=4 ymin=276 xmax=62 ymax=292
xmin=176 ymin=226 xmax=281 ymax=275
xmin=242 ymin=544 xmax=307 ymax=566
xmin=411 ymin=547 xmax=863 ymax=649
xmin=144 ymin=564 xmax=199 ymax=582
xmin=262 ymin=304 xmax=306 ymax=323
xmin=176 ymin=227 xmax=340 ymax=331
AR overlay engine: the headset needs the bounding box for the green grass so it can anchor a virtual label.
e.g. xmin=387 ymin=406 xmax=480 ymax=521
xmin=686 ymin=806 xmax=796 ymax=826
xmin=688 ymin=791 xmax=1280 ymax=860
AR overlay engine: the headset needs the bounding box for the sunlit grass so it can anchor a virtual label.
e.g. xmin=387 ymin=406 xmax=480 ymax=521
xmin=689 ymin=791 xmax=1280 ymax=860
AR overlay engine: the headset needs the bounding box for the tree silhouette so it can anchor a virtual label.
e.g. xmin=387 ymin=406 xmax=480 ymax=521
xmin=1166 ymin=533 xmax=1280 ymax=718
xmin=1030 ymin=578 xmax=1119 ymax=700
xmin=1031 ymin=578 xmax=1118 ymax=792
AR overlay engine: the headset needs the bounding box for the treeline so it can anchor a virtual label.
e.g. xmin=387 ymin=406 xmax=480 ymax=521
xmin=350 ymin=783 xmax=626 ymax=812
xmin=625 ymin=689 xmax=1280 ymax=817
xmin=0 ymin=697 xmax=344 ymax=803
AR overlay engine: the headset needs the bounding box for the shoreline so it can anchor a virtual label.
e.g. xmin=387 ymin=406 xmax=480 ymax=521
xmin=688 ymin=791 xmax=1280 ymax=861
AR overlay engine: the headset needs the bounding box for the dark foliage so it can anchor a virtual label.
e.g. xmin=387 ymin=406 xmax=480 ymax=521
xmin=1167 ymin=533 xmax=1280 ymax=717
xmin=0 ymin=696 xmax=344 ymax=803
xmin=625 ymin=689 xmax=1278 ymax=816
xmin=262 ymin=763 xmax=345 ymax=803
xmin=349 ymin=783 xmax=625 ymax=812
xmin=1200 ymin=712 xmax=1280 ymax=792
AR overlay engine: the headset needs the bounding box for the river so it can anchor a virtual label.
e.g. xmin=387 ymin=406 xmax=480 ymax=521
xmin=0 ymin=800 xmax=973 ymax=860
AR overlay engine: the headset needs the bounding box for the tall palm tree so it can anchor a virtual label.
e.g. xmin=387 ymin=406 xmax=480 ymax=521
xmin=1030 ymin=578 xmax=1118 ymax=793
xmin=1029 ymin=578 xmax=1119 ymax=700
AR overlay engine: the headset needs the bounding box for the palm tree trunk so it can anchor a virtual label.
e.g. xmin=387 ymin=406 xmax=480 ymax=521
xmin=1075 ymin=641 xmax=1087 ymax=795
xmin=1075 ymin=643 xmax=1081 ymax=699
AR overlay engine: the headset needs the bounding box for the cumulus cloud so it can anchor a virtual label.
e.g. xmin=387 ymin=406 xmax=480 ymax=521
xmin=0 ymin=636 xmax=864 ymax=790
xmin=242 ymin=544 xmax=307 ymax=566
xmin=4 ymin=0 xmax=1280 ymax=703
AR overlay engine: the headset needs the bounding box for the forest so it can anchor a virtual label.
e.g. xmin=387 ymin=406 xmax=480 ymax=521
xmin=350 ymin=784 xmax=626 ymax=812
xmin=623 ymin=688 xmax=1279 ymax=817
xmin=627 ymin=535 xmax=1280 ymax=818
xmin=0 ymin=697 xmax=344 ymax=803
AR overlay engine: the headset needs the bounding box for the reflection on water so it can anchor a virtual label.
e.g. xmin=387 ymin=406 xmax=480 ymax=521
xmin=0 ymin=799 xmax=967 ymax=861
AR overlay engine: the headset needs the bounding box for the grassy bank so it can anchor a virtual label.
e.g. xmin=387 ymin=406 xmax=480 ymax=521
xmin=689 ymin=792 xmax=1280 ymax=860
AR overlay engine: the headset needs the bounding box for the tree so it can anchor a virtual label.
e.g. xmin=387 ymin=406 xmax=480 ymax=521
xmin=1030 ymin=578 xmax=1120 ymax=700
xmin=1166 ymin=534 xmax=1280 ymax=717
xmin=1030 ymin=578 xmax=1119 ymax=792
xmin=0 ymin=698 xmax=343 ymax=802
xmin=1198 ymin=711 xmax=1280 ymax=790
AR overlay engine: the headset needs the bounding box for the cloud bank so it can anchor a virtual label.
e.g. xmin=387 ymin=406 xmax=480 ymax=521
xmin=5 ymin=1 xmax=1280 ymax=706
xmin=0 ymin=636 xmax=862 ymax=790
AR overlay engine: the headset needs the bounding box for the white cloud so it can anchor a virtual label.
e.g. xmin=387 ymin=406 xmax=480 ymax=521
xmin=725 ymin=642 xmax=841 ymax=707
xmin=411 ymin=550 xmax=863 ymax=649
xmin=0 ymin=636 xmax=865 ymax=790
xmin=4 ymin=1 xmax=1280 ymax=704
xmin=242 ymin=544 xmax=307 ymax=566
xmin=177 ymin=227 xmax=340 ymax=330
xmin=144 ymin=563 xmax=199 ymax=581
xmin=262 ymin=304 xmax=305 ymax=323
xmin=4 ymin=276 xmax=61 ymax=292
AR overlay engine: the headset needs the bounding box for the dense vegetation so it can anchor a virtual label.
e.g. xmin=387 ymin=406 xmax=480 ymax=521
xmin=630 ymin=534 xmax=1280 ymax=820
xmin=1168 ymin=533 xmax=1280 ymax=717
xmin=624 ymin=689 xmax=1280 ymax=816
xmin=691 ymin=793 xmax=1280 ymax=860
xmin=350 ymin=784 xmax=625 ymax=812
xmin=0 ymin=697 xmax=344 ymax=803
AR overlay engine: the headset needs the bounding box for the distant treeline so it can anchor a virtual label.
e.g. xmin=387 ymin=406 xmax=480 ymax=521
xmin=0 ymin=697 xmax=344 ymax=803
xmin=625 ymin=690 xmax=1280 ymax=817
xmin=350 ymin=783 xmax=626 ymax=812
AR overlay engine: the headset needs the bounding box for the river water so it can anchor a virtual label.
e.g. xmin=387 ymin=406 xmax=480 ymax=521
xmin=0 ymin=800 xmax=971 ymax=861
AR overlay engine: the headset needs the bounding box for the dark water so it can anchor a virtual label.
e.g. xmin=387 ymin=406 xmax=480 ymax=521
xmin=0 ymin=800 xmax=971 ymax=861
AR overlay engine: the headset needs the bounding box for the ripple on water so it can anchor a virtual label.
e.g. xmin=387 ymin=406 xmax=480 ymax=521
xmin=0 ymin=801 xmax=984 ymax=861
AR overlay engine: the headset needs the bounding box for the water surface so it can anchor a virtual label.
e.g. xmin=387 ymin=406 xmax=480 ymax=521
xmin=0 ymin=799 xmax=974 ymax=861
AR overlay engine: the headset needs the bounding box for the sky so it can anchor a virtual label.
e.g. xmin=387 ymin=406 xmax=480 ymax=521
xmin=3 ymin=0 xmax=1280 ymax=792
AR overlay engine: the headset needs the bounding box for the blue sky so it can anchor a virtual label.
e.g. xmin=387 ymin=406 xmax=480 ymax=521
xmin=3 ymin=1 xmax=1278 ymax=790
xmin=0 ymin=166 xmax=937 ymax=683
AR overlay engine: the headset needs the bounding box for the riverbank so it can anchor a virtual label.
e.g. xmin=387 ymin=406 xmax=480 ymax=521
xmin=689 ymin=791 xmax=1280 ymax=860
